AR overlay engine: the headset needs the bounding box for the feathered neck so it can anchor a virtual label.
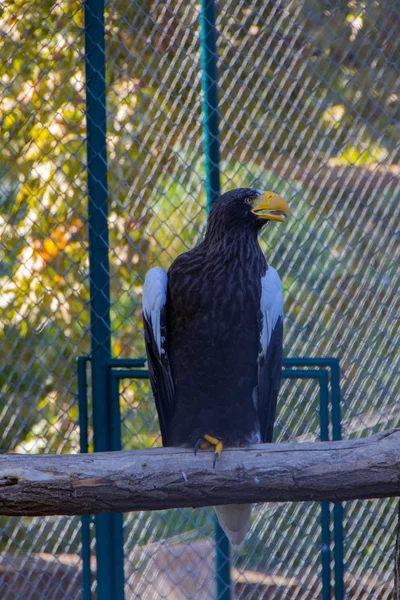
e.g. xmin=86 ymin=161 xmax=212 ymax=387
xmin=202 ymin=221 xmax=263 ymax=264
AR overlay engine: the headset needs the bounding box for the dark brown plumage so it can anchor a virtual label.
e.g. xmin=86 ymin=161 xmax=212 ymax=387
xmin=143 ymin=187 xmax=288 ymax=550
xmin=166 ymin=194 xmax=267 ymax=447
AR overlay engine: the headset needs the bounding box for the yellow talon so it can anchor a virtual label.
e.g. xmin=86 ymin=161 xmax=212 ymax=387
xmin=203 ymin=434 xmax=223 ymax=468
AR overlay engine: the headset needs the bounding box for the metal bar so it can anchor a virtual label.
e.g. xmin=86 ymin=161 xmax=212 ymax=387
xmin=110 ymin=357 xmax=339 ymax=370
xmin=283 ymin=357 xmax=338 ymax=368
xmin=77 ymin=357 xmax=90 ymax=455
xmin=200 ymin=0 xmax=221 ymax=209
xmin=110 ymin=373 xmax=123 ymax=452
xmin=107 ymin=358 xmax=147 ymax=368
xmin=84 ymin=1 xmax=124 ymax=598
xmin=330 ymin=360 xmax=342 ymax=442
xmin=113 ymin=369 xmax=150 ymax=380
xmin=318 ymin=371 xmax=330 ymax=444
xmin=318 ymin=371 xmax=332 ymax=600
xmin=215 ymin=519 xmax=231 ymax=600
xmin=282 ymin=370 xmax=327 ymax=380
xmin=80 ymin=519 xmax=92 ymax=600
xmin=84 ymin=0 xmax=111 ymax=452
xmin=77 ymin=357 xmax=92 ymax=600
xmin=333 ymin=503 xmax=344 ymax=599
xmin=105 ymin=352 xmax=337 ymax=373
xmin=283 ymin=369 xmax=332 ymax=598
xmin=331 ymin=361 xmax=344 ymax=600
xmin=199 ymin=2 xmax=225 ymax=591
xmin=110 ymin=374 xmax=126 ymax=600
xmin=285 ymin=358 xmax=345 ymax=599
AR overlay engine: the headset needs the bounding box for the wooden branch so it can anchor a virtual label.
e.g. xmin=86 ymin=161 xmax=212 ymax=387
xmin=1 ymin=429 xmax=399 ymax=517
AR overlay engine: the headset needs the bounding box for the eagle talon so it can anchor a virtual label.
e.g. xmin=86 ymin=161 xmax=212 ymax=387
xmin=213 ymin=452 xmax=219 ymax=469
xmin=199 ymin=435 xmax=224 ymax=468
xmin=194 ymin=438 xmax=205 ymax=456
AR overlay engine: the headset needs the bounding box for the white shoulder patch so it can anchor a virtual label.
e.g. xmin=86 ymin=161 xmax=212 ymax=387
xmin=142 ymin=267 xmax=168 ymax=353
xmin=260 ymin=266 xmax=284 ymax=356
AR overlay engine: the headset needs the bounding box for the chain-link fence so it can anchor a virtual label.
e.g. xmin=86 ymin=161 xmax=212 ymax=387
xmin=1 ymin=0 xmax=399 ymax=598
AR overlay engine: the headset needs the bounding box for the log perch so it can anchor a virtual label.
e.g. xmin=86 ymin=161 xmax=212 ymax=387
xmin=0 ymin=429 xmax=400 ymax=517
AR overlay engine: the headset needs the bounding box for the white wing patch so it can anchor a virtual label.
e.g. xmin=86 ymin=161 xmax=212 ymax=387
xmin=259 ymin=266 xmax=284 ymax=356
xmin=142 ymin=267 xmax=168 ymax=353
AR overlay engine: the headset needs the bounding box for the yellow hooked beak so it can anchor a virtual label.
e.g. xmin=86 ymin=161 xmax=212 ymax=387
xmin=251 ymin=191 xmax=289 ymax=223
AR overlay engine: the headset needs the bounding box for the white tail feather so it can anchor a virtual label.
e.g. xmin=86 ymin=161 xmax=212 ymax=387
xmin=215 ymin=504 xmax=252 ymax=553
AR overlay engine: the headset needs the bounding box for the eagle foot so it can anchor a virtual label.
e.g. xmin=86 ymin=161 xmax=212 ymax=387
xmin=197 ymin=434 xmax=223 ymax=469
xmin=194 ymin=435 xmax=224 ymax=467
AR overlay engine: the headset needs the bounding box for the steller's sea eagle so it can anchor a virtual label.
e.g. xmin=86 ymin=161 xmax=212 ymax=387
xmin=142 ymin=188 xmax=289 ymax=551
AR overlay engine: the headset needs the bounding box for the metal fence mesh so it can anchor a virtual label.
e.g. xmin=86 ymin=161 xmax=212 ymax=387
xmin=0 ymin=0 xmax=399 ymax=598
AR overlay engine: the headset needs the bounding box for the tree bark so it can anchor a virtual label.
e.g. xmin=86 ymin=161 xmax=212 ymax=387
xmin=0 ymin=429 xmax=399 ymax=517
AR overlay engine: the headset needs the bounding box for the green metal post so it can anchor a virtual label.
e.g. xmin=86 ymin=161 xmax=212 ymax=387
xmin=282 ymin=369 xmax=332 ymax=600
xmin=318 ymin=371 xmax=332 ymax=600
xmin=215 ymin=521 xmax=231 ymax=600
xmin=77 ymin=357 xmax=92 ymax=600
xmin=110 ymin=374 xmax=126 ymax=596
xmin=331 ymin=361 xmax=344 ymax=600
xmin=107 ymin=358 xmax=147 ymax=368
xmin=200 ymin=0 xmax=221 ymax=209
xmin=200 ymin=2 xmax=229 ymax=598
xmin=84 ymin=1 xmax=124 ymax=598
xmin=113 ymin=369 xmax=150 ymax=380
xmin=110 ymin=372 xmax=123 ymax=452
xmin=284 ymin=357 xmax=345 ymax=599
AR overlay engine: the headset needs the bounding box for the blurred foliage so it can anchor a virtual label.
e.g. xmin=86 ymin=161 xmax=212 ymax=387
xmin=0 ymin=0 xmax=88 ymax=457
xmin=0 ymin=1 xmax=398 ymax=577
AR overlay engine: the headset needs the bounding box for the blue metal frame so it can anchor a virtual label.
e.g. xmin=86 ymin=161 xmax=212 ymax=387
xmin=200 ymin=0 xmax=221 ymax=211
xmin=106 ymin=357 xmax=343 ymax=599
xmin=109 ymin=366 xmax=332 ymax=599
xmin=285 ymin=357 xmax=344 ymax=599
xmin=78 ymin=357 xmax=343 ymax=600
xmin=77 ymin=357 xmax=92 ymax=600
xmin=283 ymin=368 xmax=331 ymax=600
xmin=84 ymin=0 xmax=125 ymax=597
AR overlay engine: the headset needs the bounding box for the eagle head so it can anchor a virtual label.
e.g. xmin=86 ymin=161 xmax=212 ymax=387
xmin=208 ymin=188 xmax=289 ymax=234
